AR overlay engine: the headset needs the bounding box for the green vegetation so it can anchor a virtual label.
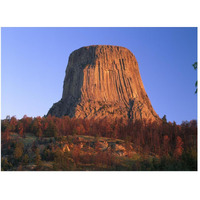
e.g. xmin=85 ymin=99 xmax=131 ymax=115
xmin=192 ymin=62 xmax=197 ymax=93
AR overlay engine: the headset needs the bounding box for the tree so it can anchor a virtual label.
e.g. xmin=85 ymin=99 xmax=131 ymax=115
xmin=162 ymin=115 xmax=167 ymax=123
xmin=36 ymin=128 xmax=43 ymax=138
xmin=14 ymin=142 xmax=24 ymax=160
xmin=10 ymin=116 xmax=18 ymax=131
xmin=35 ymin=148 xmax=41 ymax=166
xmin=192 ymin=62 xmax=197 ymax=93
xmin=53 ymin=149 xmax=71 ymax=170
xmin=162 ymin=135 xmax=170 ymax=156
xmin=1 ymin=157 xmax=13 ymax=171
xmin=1 ymin=128 xmax=10 ymax=144
xmin=72 ymin=145 xmax=81 ymax=164
xmin=21 ymin=115 xmax=32 ymax=132
xmin=23 ymin=154 xmax=29 ymax=164
xmin=174 ymin=136 xmax=183 ymax=159
xmin=43 ymin=116 xmax=58 ymax=137
xmin=1 ymin=118 xmax=11 ymax=132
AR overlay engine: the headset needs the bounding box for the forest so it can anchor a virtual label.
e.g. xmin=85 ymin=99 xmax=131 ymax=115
xmin=1 ymin=115 xmax=197 ymax=171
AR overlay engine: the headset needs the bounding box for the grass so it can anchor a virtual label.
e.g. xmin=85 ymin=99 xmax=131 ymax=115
xmin=9 ymin=132 xmax=37 ymax=147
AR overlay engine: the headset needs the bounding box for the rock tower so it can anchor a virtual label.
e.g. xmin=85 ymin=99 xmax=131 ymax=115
xmin=48 ymin=45 xmax=159 ymax=121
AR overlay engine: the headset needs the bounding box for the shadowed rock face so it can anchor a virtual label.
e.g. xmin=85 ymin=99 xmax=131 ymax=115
xmin=48 ymin=45 xmax=160 ymax=121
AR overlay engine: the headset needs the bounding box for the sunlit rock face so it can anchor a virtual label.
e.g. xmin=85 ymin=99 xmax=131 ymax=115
xmin=48 ymin=45 xmax=160 ymax=121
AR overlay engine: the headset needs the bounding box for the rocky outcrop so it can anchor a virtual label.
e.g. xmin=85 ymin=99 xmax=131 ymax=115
xmin=48 ymin=45 xmax=160 ymax=121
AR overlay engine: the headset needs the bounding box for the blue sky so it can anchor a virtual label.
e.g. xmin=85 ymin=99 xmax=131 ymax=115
xmin=1 ymin=27 xmax=197 ymax=124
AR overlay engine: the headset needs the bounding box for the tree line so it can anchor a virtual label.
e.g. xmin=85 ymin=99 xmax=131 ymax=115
xmin=1 ymin=115 xmax=197 ymax=159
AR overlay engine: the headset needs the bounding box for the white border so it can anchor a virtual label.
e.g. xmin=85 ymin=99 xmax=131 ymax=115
xmin=0 ymin=1 xmax=199 ymax=200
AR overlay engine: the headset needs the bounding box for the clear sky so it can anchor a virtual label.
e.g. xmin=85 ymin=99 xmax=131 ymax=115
xmin=1 ymin=27 xmax=197 ymax=124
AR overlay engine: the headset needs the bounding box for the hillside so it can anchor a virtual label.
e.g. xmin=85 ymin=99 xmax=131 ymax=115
xmin=1 ymin=116 xmax=197 ymax=171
